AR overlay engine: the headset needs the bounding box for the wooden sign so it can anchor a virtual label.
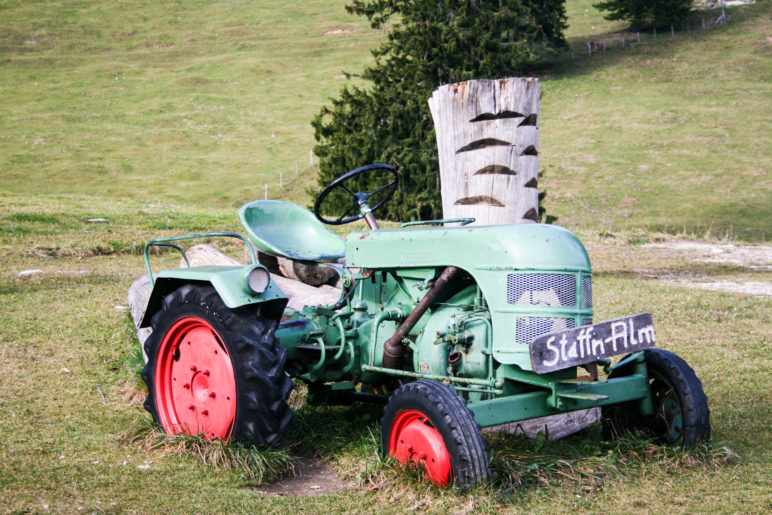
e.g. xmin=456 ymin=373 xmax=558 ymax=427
xmin=530 ymin=313 xmax=656 ymax=374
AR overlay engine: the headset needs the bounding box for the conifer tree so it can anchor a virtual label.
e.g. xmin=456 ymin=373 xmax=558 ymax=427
xmin=593 ymin=0 xmax=692 ymax=30
xmin=312 ymin=0 xmax=567 ymax=221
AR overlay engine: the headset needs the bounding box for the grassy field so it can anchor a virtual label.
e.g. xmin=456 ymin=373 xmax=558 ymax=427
xmin=1 ymin=0 xmax=770 ymax=512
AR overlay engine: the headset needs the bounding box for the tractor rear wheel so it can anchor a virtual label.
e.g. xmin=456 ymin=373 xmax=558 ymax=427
xmin=142 ymin=285 xmax=293 ymax=447
xmin=381 ymin=380 xmax=490 ymax=488
xmin=602 ymin=348 xmax=710 ymax=448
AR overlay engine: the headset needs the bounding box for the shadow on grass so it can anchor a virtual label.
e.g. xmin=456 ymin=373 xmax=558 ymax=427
xmin=118 ymin=382 xmax=741 ymax=502
xmin=526 ymin=5 xmax=763 ymax=81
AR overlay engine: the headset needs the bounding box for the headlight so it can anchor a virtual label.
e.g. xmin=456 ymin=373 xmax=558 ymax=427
xmin=242 ymin=265 xmax=270 ymax=294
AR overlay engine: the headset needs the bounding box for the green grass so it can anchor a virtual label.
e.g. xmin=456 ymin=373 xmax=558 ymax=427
xmin=1 ymin=0 xmax=770 ymax=512
xmin=0 ymin=0 xmax=380 ymax=208
xmin=539 ymin=2 xmax=772 ymax=241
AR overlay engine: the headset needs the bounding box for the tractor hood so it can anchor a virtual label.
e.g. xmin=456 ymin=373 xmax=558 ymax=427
xmin=347 ymin=223 xmax=592 ymax=370
xmin=346 ymin=223 xmax=590 ymax=272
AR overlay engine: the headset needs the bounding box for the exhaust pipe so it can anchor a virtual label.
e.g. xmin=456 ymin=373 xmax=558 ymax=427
xmin=382 ymin=266 xmax=459 ymax=370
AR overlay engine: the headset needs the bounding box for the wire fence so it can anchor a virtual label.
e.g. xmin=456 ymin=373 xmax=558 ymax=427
xmin=575 ymin=8 xmax=732 ymax=57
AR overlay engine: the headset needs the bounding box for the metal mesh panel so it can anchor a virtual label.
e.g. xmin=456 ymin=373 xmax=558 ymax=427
xmin=507 ymin=274 xmax=576 ymax=306
xmin=516 ymin=317 xmax=576 ymax=345
xmin=582 ymin=276 xmax=593 ymax=308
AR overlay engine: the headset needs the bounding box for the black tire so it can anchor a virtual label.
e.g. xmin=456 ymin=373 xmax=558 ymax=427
xmin=381 ymin=380 xmax=490 ymax=488
xmin=602 ymin=348 xmax=710 ymax=449
xmin=141 ymin=285 xmax=293 ymax=447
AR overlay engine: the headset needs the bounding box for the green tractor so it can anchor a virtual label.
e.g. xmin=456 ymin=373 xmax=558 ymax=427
xmin=139 ymin=164 xmax=710 ymax=487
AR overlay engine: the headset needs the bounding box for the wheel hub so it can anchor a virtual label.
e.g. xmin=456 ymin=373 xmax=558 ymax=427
xmin=154 ymin=317 xmax=237 ymax=440
xmin=390 ymin=410 xmax=451 ymax=487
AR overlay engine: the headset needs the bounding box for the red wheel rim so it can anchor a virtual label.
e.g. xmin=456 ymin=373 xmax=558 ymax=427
xmin=388 ymin=409 xmax=452 ymax=487
xmin=154 ymin=316 xmax=237 ymax=440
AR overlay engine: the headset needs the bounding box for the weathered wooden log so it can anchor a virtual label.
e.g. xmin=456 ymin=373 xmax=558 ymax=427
xmin=242 ymin=244 xmax=337 ymax=287
xmin=182 ymin=244 xmax=341 ymax=310
xmin=429 ymin=78 xmax=540 ymax=225
xmin=277 ymin=256 xmax=338 ymax=287
xmin=482 ymin=408 xmax=601 ymax=441
xmin=185 ymin=243 xmax=241 ymax=266
xmin=128 ymin=274 xmax=153 ymax=358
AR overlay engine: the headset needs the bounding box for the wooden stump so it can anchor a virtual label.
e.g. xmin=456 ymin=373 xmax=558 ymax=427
xmin=429 ymin=78 xmax=540 ymax=225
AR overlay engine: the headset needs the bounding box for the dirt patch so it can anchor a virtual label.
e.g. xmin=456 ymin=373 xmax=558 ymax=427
xmin=643 ymin=241 xmax=772 ymax=296
xmin=672 ymin=280 xmax=772 ymax=296
xmin=255 ymin=458 xmax=351 ymax=497
xmin=323 ymin=29 xmax=354 ymax=36
xmin=645 ymin=241 xmax=772 ymax=271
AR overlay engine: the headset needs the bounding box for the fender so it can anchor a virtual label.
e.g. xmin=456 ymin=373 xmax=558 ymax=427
xmin=140 ymin=265 xmax=288 ymax=328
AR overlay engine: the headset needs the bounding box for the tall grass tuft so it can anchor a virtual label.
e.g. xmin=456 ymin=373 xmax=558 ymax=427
xmin=487 ymin=433 xmax=742 ymax=491
xmin=120 ymin=417 xmax=298 ymax=485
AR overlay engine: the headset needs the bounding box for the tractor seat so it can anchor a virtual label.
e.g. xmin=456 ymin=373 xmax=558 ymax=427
xmin=239 ymin=200 xmax=345 ymax=261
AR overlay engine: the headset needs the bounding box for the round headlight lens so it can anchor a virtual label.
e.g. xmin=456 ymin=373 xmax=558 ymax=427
xmin=245 ymin=266 xmax=270 ymax=294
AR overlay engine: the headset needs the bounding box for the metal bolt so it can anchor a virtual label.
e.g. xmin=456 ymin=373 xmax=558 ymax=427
xmin=209 ymin=392 xmax=216 ymax=398
xmin=203 ymin=370 xmax=210 ymax=376
xmin=190 ymin=365 xmax=197 ymax=372
xmin=188 ymin=405 xmax=195 ymax=411
xmin=201 ymin=410 xmax=209 ymax=416
xmin=183 ymin=383 xmax=190 ymax=389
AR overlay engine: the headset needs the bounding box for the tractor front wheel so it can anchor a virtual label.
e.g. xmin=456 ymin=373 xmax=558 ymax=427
xmin=141 ymin=285 xmax=293 ymax=447
xmin=381 ymin=380 xmax=490 ymax=488
xmin=602 ymin=348 xmax=710 ymax=448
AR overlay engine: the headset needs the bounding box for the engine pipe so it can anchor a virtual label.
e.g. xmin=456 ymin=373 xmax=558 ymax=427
xmin=382 ymin=266 xmax=460 ymax=370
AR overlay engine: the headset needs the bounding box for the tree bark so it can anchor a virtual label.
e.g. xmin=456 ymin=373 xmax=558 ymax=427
xmin=429 ymin=78 xmax=540 ymax=225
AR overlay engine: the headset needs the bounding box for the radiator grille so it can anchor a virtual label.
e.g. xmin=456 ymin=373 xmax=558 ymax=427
xmin=516 ymin=317 xmax=576 ymax=345
xmin=582 ymin=276 xmax=593 ymax=307
xmin=507 ymin=273 xmax=576 ymax=306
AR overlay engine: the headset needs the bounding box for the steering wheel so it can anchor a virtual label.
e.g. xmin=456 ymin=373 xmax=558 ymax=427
xmin=314 ymin=163 xmax=398 ymax=225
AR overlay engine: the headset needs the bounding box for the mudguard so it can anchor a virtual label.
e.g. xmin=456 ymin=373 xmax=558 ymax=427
xmin=139 ymin=266 xmax=288 ymax=328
